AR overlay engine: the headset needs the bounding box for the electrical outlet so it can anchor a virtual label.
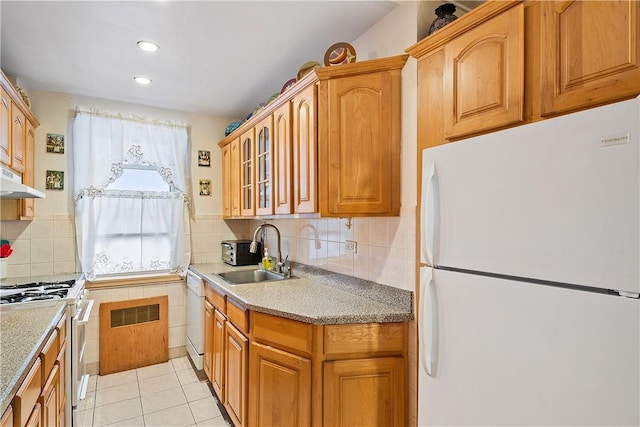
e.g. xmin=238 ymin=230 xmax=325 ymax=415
xmin=345 ymin=240 xmax=357 ymax=254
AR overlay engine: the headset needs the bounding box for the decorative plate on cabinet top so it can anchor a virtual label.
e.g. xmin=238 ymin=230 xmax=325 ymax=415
xmin=324 ymin=42 xmax=356 ymax=66
xmin=225 ymin=121 xmax=241 ymax=136
xmin=267 ymin=92 xmax=280 ymax=104
xmin=280 ymin=78 xmax=297 ymax=94
xmin=296 ymin=61 xmax=321 ymax=81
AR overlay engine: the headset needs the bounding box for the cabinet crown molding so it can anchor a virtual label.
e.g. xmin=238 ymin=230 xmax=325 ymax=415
xmin=406 ymin=0 xmax=523 ymax=59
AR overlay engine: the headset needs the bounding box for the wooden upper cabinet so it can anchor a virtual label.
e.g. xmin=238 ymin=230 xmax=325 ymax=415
xmin=10 ymin=102 xmax=26 ymax=173
xmin=317 ymin=55 xmax=407 ymax=217
xmin=444 ymin=3 xmax=524 ymax=139
xmin=221 ymin=137 xmax=240 ymax=218
xmin=273 ymin=101 xmax=293 ymax=214
xmin=292 ymin=84 xmax=318 ymax=213
xmin=540 ymin=0 xmax=640 ymax=116
xmin=21 ymin=122 xmax=36 ymax=219
xmin=292 ymin=83 xmax=317 ymax=214
xmin=239 ymin=129 xmax=255 ymax=217
xmin=0 ymin=86 xmax=10 ymax=166
xmin=255 ymin=115 xmax=274 ymax=216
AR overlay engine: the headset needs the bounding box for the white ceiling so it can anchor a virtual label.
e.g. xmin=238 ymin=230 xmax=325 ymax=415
xmin=0 ymin=1 xmax=400 ymax=119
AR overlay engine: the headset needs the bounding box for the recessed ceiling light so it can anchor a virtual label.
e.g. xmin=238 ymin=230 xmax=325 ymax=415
xmin=134 ymin=76 xmax=152 ymax=85
xmin=137 ymin=40 xmax=159 ymax=52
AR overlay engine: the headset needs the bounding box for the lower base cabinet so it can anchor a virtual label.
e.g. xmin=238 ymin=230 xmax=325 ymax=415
xmin=39 ymin=365 xmax=59 ymax=427
xmin=203 ymin=283 xmax=407 ymax=427
xmin=224 ymin=322 xmax=248 ymax=427
xmin=249 ymin=342 xmax=311 ymax=427
xmin=323 ymin=357 xmax=405 ymax=426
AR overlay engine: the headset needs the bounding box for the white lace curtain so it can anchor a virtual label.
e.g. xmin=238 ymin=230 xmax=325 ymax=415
xmin=72 ymin=108 xmax=192 ymax=279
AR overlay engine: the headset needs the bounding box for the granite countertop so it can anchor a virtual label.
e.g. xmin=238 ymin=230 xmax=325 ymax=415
xmin=188 ymin=262 xmax=413 ymax=325
xmin=0 ymin=301 xmax=67 ymax=416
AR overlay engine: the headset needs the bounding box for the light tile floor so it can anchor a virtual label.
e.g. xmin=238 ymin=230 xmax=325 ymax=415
xmin=75 ymin=357 xmax=233 ymax=427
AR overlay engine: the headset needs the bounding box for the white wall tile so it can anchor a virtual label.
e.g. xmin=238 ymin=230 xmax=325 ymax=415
xmin=8 ymin=239 xmax=30 ymax=264
xmin=369 ymin=217 xmax=388 ymax=247
xmin=53 ymin=261 xmax=77 ymax=275
xmin=30 ymin=262 xmax=54 ymax=276
xmin=53 ymin=218 xmax=75 ymax=238
xmin=354 ymin=217 xmax=370 ymax=245
xmin=169 ymin=305 xmax=186 ymax=328
xmin=53 ymin=237 xmax=76 ymax=262
xmin=3 ymin=220 xmax=30 ymax=240
xmin=353 ymin=245 xmax=370 ymax=281
xmin=29 ymin=219 xmax=54 ymax=239
xmin=368 ymin=245 xmax=389 ymax=283
xmin=31 ymin=239 xmax=53 ymax=263
xmin=169 ymin=325 xmax=185 ymax=348
xmin=166 ymin=283 xmax=185 ymax=307
xmin=326 ymin=218 xmax=341 ymax=242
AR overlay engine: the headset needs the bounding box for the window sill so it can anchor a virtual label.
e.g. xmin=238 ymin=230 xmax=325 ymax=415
xmin=86 ymin=272 xmax=184 ymax=289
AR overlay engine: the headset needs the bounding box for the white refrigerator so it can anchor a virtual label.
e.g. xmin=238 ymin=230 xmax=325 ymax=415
xmin=418 ymin=97 xmax=640 ymax=426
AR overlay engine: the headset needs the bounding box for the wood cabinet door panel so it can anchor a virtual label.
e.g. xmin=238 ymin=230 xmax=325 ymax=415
xmin=255 ymin=115 xmax=274 ymax=216
xmin=274 ymin=103 xmax=292 ymax=214
xmin=39 ymin=365 xmax=59 ymax=427
xmin=249 ymin=342 xmax=311 ymax=427
xmin=240 ymin=129 xmax=255 ymax=217
xmin=224 ymin=322 xmax=248 ymax=427
xmin=324 ymin=357 xmax=405 ymax=427
xmin=230 ymin=138 xmax=240 ymax=216
xmin=0 ymin=87 xmax=10 ymax=166
xmin=541 ymin=0 xmax=640 ymax=116
xmin=292 ymin=84 xmax=317 ymax=214
xmin=444 ymin=3 xmax=524 ymax=139
xmin=11 ymin=103 xmax=25 ymax=173
xmin=21 ymin=122 xmax=35 ymax=219
xmin=204 ymin=300 xmax=214 ymax=382
xmin=222 ymin=144 xmax=232 ymax=218
xmin=320 ymin=70 xmax=401 ymax=216
xmin=212 ymin=309 xmax=226 ymax=402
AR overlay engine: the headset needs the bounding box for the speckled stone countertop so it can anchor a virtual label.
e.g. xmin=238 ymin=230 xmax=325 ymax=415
xmin=189 ymin=262 xmax=413 ymax=325
xmin=0 ymin=301 xmax=67 ymax=416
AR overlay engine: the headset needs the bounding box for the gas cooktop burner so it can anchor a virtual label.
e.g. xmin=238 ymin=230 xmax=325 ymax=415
xmin=0 ymin=279 xmax=79 ymax=305
xmin=0 ymin=279 xmax=76 ymax=290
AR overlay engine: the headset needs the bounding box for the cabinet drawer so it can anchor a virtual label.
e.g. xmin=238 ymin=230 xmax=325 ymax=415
xmin=205 ymin=284 xmax=226 ymax=313
xmin=0 ymin=404 xmax=12 ymax=427
xmin=323 ymin=323 xmax=405 ymax=356
xmin=252 ymin=312 xmax=313 ymax=356
xmin=40 ymin=329 xmax=59 ymax=383
xmin=12 ymin=357 xmax=42 ymax=427
xmin=227 ymin=299 xmax=248 ymax=334
xmin=55 ymin=312 xmax=67 ymax=349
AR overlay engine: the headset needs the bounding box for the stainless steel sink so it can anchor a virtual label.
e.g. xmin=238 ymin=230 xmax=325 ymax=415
xmin=216 ymin=269 xmax=292 ymax=285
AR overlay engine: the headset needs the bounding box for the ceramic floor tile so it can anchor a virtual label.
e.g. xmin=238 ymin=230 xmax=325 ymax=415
xmin=176 ymin=367 xmax=200 ymax=386
xmin=188 ymin=396 xmax=223 ymax=423
xmin=92 ymin=397 xmax=142 ymax=427
xmin=171 ymin=356 xmax=193 ymax=371
xmin=96 ymin=369 xmax=138 ymax=390
xmin=197 ymin=416 xmax=232 ymax=427
xmin=144 ymin=403 xmax=196 ymax=427
xmin=141 ymin=385 xmax=187 ymax=414
xmin=73 ymin=408 xmax=94 ymax=427
xmin=139 ymin=371 xmax=181 ymax=395
xmin=182 ymin=381 xmax=213 ymax=402
xmin=95 ymin=381 xmax=140 ymax=407
xmin=137 ymin=361 xmax=174 ymax=380
xmin=103 ymin=416 xmax=145 ymax=427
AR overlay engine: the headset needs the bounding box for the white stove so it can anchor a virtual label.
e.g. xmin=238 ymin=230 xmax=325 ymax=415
xmin=0 ymin=276 xmax=93 ymax=426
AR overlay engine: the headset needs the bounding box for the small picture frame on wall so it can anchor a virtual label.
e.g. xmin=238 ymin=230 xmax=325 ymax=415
xmin=198 ymin=150 xmax=211 ymax=167
xmin=199 ymin=179 xmax=212 ymax=196
xmin=46 ymin=134 xmax=65 ymax=154
xmin=45 ymin=170 xmax=64 ymax=190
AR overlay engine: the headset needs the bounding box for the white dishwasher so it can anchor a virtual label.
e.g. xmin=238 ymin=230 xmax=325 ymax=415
xmin=186 ymin=270 xmax=205 ymax=370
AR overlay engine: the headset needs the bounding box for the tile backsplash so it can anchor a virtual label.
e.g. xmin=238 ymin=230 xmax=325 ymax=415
xmin=250 ymin=207 xmax=416 ymax=291
xmin=1 ymin=209 xmax=416 ymax=292
xmin=1 ymin=215 xmax=78 ymax=277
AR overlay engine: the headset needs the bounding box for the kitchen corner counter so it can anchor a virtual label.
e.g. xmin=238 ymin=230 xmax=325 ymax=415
xmin=0 ymin=301 xmax=67 ymax=416
xmin=188 ymin=262 xmax=413 ymax=325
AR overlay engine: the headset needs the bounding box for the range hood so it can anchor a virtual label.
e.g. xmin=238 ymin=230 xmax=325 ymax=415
xmin=0 ymin=167 xmax=45 ymax=199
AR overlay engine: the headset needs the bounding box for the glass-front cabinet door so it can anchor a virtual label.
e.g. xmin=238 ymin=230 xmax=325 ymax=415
xmin=240 ymin=128 xmax=254 ymax=216
xmin=255 ymin=115 xmax=274 ymax=216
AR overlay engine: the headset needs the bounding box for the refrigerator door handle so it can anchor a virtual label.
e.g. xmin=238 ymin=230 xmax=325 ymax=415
xmin=420 ymin=267 xmax=438 ymax=377
xmin=421 ymin=161 xmax=437 ymax=266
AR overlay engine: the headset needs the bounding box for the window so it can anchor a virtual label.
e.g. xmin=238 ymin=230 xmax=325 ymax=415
xmin=72 ymin=108 xmax=191 ymax=279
